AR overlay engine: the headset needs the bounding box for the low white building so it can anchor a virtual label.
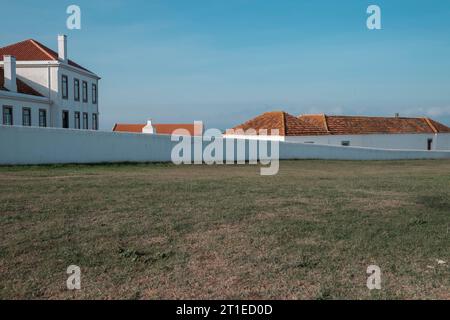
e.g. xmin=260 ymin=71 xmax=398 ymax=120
xmin=0 ymin=35 xmax=100 ymax=129
xmin=224 ymin=111 xmax=450 ymax=151
xmin=112 ymin=120 xmax=204 ymax=136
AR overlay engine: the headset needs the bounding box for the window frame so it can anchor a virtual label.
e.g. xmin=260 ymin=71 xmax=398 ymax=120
xmin=83 ymin=112 xmax=88 ymax=129
xmin=39 ymin=109 xmax=47 ymax=127
xmin=62 ymin=74 xmax=69 ymax=99
xmin=92 ymin=83 xmax=97 ymax=104
xmin=22 ymin=107 xmax=31 ymax=126
xmin=74 ymin=111 xmax=81 ymax=129
xmin=82 ymin=81 xmax=88 ymax=103
xmin=427 ymin=138 xmax=433 ymax=151
xmin=62 ymin=110 xmax=69 ymax=129
xmin=74 ymin=79 xmax=80 ymax=101
xmin=2 ymin=106 xmax=13 ymax=125
xmin=92 ymin=113 xmax=98 ymax=130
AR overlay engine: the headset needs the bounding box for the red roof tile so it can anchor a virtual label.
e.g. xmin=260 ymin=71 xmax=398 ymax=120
xmin=0 ymin=39 xmax=93 ymax=73
xmin=152 ymin=124 xmax=199 ymax=136
xmin=426 ymin=118 xmax=450 ymax=133
xmin=230 ymin=111 xmax=450 ymax=137
xmin=229 ymin=111 xmax=329 ymax=136
xmin=112 ymin=124 xmax=145 ymax=133
xmin=113 ymin=123 xmax=200 ymax=136
xmin=299 ymin=114 xmax=450 ymax=135
xmin=0 ymin=67 xmax=43 ymax=97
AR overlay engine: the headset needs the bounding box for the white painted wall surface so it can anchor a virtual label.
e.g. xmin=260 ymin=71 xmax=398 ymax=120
xmin=0 ymin=94 xmax=51 ymax=127
xmin=1 ymin=60 xmax=100 ymax=129
xmin=15 ymin=63 xmax=99 ymax=129
xmin=434 ymin=133 xmax=450 ymax=150
xmin=285 ymin=133 xmax=443 ymax=150
xmin=224 ymin=134 xmax=285 ymax=141
xmin=55 ymin=64 xmax=99 ymax=129
xmin=15 ymin=64 xmax=58 ymax=127
xmin=1 ymin=126 xmax=450 ymax=165
xmin=225 ymin=133 xmax=450 ymax=151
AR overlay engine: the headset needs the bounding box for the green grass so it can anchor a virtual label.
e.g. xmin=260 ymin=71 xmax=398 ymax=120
xmin=0 ymin=160 xmax=449 ymax=299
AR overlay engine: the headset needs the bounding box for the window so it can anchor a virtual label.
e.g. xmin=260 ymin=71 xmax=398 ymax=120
xmin=74 ymin=112 xmax=80 ymax=129
xmin=62 ymin=110 xmax=69 ymax=128
xmin=341 ymin=141 xmax=350 ymax=146
xmin=22 ymin=108 xmax=31 ymax=126
xmin=427 ymin=138 xmax=433 ymax=151
xmin=2 ymin=106 xmax=13 ymax=125
xmin=83 ymin=112 xmax=88 ymax=129
xmin=74 ymin=79 xmax=80 ymax=101
xmin=39 ymin=109 xmax=47 ymax=127
xmin=92 ymin=113 xmax=98 ymax=130
xmin=92 ymin=84 xmax=97 ymax=104
xmin=62 ymin=75 xmax=68 ymax=99
xmin=82 ymin=81 xmax=88 ymax=102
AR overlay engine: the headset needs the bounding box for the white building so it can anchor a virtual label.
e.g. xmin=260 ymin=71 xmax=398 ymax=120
xmin=224 ymin=111 xmax=450 ymax=151
xmin=0 ymin=35 xmax=100 ymax=129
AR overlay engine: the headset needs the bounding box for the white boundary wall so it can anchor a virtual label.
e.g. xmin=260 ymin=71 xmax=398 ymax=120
xmin=225 ymin=133 xmax=450 ymax=151
xmin=1 ymin=125 xmax=450 ymax=165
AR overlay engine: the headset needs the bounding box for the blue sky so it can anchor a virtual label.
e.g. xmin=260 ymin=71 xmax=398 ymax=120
xmin=2 ymin=0 xmax=450 ymax=129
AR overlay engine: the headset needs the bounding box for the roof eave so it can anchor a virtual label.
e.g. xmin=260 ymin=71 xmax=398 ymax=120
xmin=58 ymin=62 xmax=101 ymax=79
xmin=0 ymin=89 xmax=51 ymax=103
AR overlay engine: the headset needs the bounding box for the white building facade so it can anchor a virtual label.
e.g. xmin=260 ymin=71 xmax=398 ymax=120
xmin=0 ymin=35 xmax=100 ymax=130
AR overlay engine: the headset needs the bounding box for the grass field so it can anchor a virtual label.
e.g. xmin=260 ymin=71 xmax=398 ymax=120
xmin=0 ymin=160 xmax=449 ymax=300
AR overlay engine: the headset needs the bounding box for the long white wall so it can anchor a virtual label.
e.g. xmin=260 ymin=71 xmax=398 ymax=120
xmin=285 ymin=133 xmax=450 ymax=151
xmin=1 ymin=126 xmax=450 ymax=165
xmin=225 ymin=133 xmax=450 ymax=151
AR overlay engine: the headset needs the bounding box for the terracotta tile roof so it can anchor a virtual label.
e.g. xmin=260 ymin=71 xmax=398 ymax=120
xmin=112 ymin=124 xmax=145 ymax=133
xmin=299 ymin=114 xmax=450 ymax=135
xmin=0 ymin=39 xmax=93 ymax=73
xmin=229 ymin=111 xmax=329 ymax=136
xmin=298 ymin=114 xmax=329 ymax=132
xmin=152 ymin=124 xmax=199 ymax=136
xmin=229 ymin=111 xmax=450 ymax=137
xmin=230 ymin=111 xmax=284 ymax=135
xmin=285 ymin=112 xmax=329 ymax=135
xmin=113 ymin=123 xmax=200 ymax=136
xmin=0 ymin=67 xmax=43 ymax=97
xmin=426 ymin=118 xmax=450 ymax=133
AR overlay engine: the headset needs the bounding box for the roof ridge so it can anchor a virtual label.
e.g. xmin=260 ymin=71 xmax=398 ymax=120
xmin=324 ymin=114 xmax=424 ymax=120
xmin=280 ymin=111 xmax=286 ymax=136
xmin=322 ymin=114 xmax=330 ymax=133
xmin=29 ymin=39 xmax=56 ymax=60
xmin=423 ymin=117 xmax=438 ymax=133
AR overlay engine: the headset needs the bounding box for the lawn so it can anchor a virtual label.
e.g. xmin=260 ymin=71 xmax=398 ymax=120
xmin=0 ymin=160 xmax=449 ymax=300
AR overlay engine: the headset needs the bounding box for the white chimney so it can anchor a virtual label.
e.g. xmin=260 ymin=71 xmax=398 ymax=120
xmin=194 ymin=121 xmax=203 ymax=136
xmin=3 ymin=55 xmax=17 ymax=92
xmin=58 ymin=35 xmax=67 ymax=62
xmin=142 ymin=119 xmax=155 ymax=134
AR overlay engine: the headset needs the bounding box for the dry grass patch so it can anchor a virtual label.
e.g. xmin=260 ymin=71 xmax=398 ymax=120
xmin=0 ymin=160 xmax=449 ymax=299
